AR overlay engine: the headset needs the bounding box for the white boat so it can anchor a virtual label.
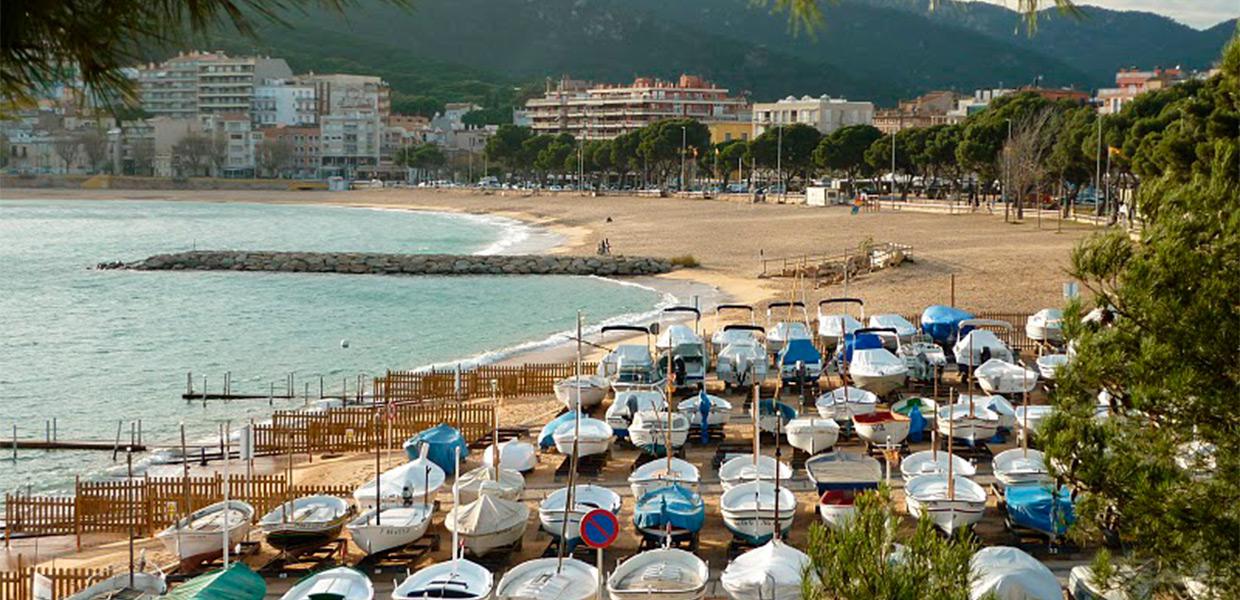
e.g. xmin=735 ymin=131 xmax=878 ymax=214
xmin=974 ymin=359 xmax=1039 ymax=395
xmin=537 ymin=484 xmax=622 ymax=542
xmin=605 ymin=390 xmax=667 ymax=436
xmin=992 ymin=448 xmax=1051 ymax=488
xmin=971 ymin=546 xmax=1062 ymax=600
xmin=710 ymin=304 xmax=758 ymax=355
xmin=850 ymin=346 xmax=909 ymax=396
xmin=1035 ymin=353 xmax=1069 ymax=380
xmin=766 ymin=301 xmax=813 ymax=356
xmin=259 ymin=495 xmax=352 ymax=552
xmin=815 ymin=386 xmax=878 ymax=420
xmin=483 ymin=439 xmax=539 ymax=473
xmin=715 ymin=326 xmax=768 ymax=389
xmin=868 ymin=313 xmax=918 ymax=343
xmin=353 ymin=447 xmax=446 ymax=509
xmin=720 ymin=539 xmax=816 ymax=600
xmin=554 ymin=375 xmax=610 ymax=411
xmin=628 ymin=457 xmax=700 ymax=499
xmin=720 ymin=480 xmax=797 ymax=545
xmin=657 ymin=306 xmax=709 ymax=389
xmin=804 ymin=451 xmax=882 ymax=495
xmin=900 ymin=450 xmax=976 ymax=482
xmin=445 ymin=494 xmax=530 ymax=557
xmin=953 ymin=319 xmax=1015 ymax=369
xmin=552 ymin=417 xmax=613 ymax=457
xmin=904 ymin=474 xmax=988 ymax=533
xmin=598 ymin=325 xmax=665 ymax=393
xmin=785 ymin=417 xmax=840 ymax=455
xmin=346 ymin=504 xmax=434 ymax=556
xmin=455 ymin=465 xmax=525 ymax=503
xmin=897 ymin=333 xmax=948 ymax=381
xmin=817 ymin=297 xmax=865 ymax=348
xmin=891 ymin=396 xmax=938 ymax=431
xmin=676 ymin=393 xmax=733 ymax=427
xmin=392 ymin=558 xmax=494 ymax=600
xmin=852 ymin=410 xmax=911 ymax=446
xmin=629 ymin=410 xmax=689 ymax=455
xmin=66 ymin=570 xmax=166 ymax=600
xmin=280 ymin=566 xmax=373 ymax=600
xmin=495 ymin=557 xmax=598 ymax=600
xmin=608 ymin=547 xmax=709 ymax=600
xmin=817 ymin=490 xmax=858 ymax=530
xmin=718 ymin=455 xmax=793 ymax=491
xmin=936 ymin=403 xmax=1000 ymax=443
xmin=958 ymin=393 xmax=1017 ymax=430
xmin=1014 ymin=405 xmax=1054 ymax=440
xmin=1024 ymin=309 xmax=1064 ymax=343
xmin=156 ymin=500 xmax=254 ymax=567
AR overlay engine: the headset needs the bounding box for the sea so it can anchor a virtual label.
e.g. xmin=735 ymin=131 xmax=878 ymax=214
xmin=0 ymin=199 xmax=665 ymax=496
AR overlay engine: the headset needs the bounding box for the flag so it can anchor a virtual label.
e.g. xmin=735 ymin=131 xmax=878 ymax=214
xmin=1108 ymin=146 xmax=1123 ymax=157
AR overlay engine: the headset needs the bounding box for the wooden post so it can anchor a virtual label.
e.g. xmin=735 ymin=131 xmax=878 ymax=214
xmin=74 ymin=475 xmax=82 ymax=550
xmin=950 ymin=274 xmax=956 ymax=307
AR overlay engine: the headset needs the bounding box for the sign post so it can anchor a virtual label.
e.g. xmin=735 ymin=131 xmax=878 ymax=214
xmin=580 ymin=508 xmax=619 ymax=600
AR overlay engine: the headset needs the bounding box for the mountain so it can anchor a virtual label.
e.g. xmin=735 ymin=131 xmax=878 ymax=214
xmin=196 ymin=0 xmax=1236 ymax=109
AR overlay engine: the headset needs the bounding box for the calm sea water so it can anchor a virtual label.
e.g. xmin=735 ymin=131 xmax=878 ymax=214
xmin=0 ymin=199 xmax=660 ymax=495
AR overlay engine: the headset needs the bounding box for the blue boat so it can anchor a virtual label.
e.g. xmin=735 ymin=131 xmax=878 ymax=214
xmin=1005 ymin=484 xmax=1075 ymax=538
xmin=777 ymin=338 xmax=823 ymax=383
xmin=402 ymin=424 xmax=467 ymax=476
xmin=633 ymin=484 xmax=705 ymax=542
xmin=538 ymin=411 xmax=579 ymax=450
xmin=920 ymin=305 xmax=975 ymax=345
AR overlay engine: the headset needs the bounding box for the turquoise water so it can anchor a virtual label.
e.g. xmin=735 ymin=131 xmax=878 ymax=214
xmin=0 ymin=200 xmax=660 ymax=495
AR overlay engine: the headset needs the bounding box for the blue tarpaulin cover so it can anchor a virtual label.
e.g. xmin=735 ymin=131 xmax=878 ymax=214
xmin=633 ymin=484 xmax=705 ymax=534
xmin=758 ymin=398 xmax=798 ymax=421
xmin=921 ymin=305 xmax=975 ymax=344
xmin=1005 ymin=484 xmax=1075 ymax=536
xmin=538 ymin=411 xmax=579 ymax=449
xmin=404 ymin=423 xmax=468 ymax=475
xmin=779 ymin=338 xmax=822 ymax=369
xmin=839 ymin=332 xmax=883 ymax=363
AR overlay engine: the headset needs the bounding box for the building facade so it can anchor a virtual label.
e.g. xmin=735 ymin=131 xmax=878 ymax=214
xmin=707 ymin=120 xmax=752 ymax=144
xmin=873 ymin=90 xmax=960 ymax=134
xmin=320 ymin=109 xmax=383 ymax=178
xmin=252 ymin=79 xmax=318 ymax=127
xmin=751 ymin=95 xmax=874 ymax=137
xmin=1096 ymin=67 xmax=1189 ymax=115
xmin=137 ymin=52 xmax=294 ymax=124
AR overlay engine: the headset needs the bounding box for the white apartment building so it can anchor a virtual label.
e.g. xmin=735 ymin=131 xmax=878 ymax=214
xmin=252 ymin=79 xmax=318 ymax=127
xmin=320 ymin=109 xmax=382 ymax=178
xmin=300 ymin=73 xmax=391 ymax=120
xmin=204 ymin=113 xmax=262 ymax=177
xmin=752 ymin=95 xmax=874 ymax=137
xmin=137 ymin=52 xmax=293 ymax=124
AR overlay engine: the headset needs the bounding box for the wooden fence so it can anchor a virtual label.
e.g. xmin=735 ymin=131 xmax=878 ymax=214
xmin=373 ymin=363 xmax=596 ymax=402
xmin=0 ymin=565 xmax=112 ymax=600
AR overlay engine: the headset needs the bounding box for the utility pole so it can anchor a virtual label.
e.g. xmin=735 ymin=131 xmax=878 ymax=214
xmin=680 ymin=126 xmax=687 ymax=191
xmin=777 ymin=125 xmax=784 ymax=202
xmin=1094 ymin=114 xmax=1103 ymax=218
xmin=1004 ymin=118 xmax=1013 ymax=222
xmin=889 ymin=127 xmax=896 ymax=198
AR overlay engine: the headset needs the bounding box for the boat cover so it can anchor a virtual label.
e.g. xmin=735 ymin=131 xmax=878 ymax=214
xmin=539 ymin=411 xmax=579 ymax=449
xmin=166 ymin=563 xmax=266 ymax=600
xmin=633 ymin=485 xmax=705 ymax=533
xmin=779 ymin=338 xmax=822 ymax=368
xmin=1005 ymin=484 xmax=1074 ymax=536
xmin=805 ymin=452 xmax=881 ymax=492
xmin=868 ymin=314 xmax=917 ymax=337
xmin=850 ymin=348 xmax=907 ymax=376
xmin=447 ymin=495 xmax=529 ymax=535
xmin=953 ymin=330 xmax=1013 ymax=367
xmin=720 ymin=540 xmax=815 ymax=600
xmin=970 ymin=546 xmax=1062 ymax=600
xmin=759 ymin=399 xmax=798 ymax=422
xmin=920 ymin=305 xmax=975 ymax=344
xmin=406 ymin=424 xmax=468 ymax=475
xmin=839 ymin=332 xmax=883 ymax=363
xmin=456 ymin=466 xmax=524 ymax=500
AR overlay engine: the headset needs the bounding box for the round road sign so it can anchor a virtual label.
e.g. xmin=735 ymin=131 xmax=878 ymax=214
xmin=579 ymin=508 xmax=620 ymax=549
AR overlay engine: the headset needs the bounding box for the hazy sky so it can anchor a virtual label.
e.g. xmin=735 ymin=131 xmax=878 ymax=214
xmin=976 ymin=0 xmax=1240 ymax=28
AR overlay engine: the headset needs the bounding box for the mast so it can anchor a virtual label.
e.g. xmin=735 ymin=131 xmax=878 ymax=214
xmin=773 ymin=376 xmax=783 ymax=542
xmin=1021 ymin=361 xmax=1029 ymax=456
xmin=452 ymin=447 xmax=461 ymax=569
xmin=558 ymin=312 xmax=584 ymax=572
xmin=222 ymin=420 xmax=230 ymax=569
xmin=375 ymin=406 xmax=381 ymax=525
xmin=947 ymin=389 xmax=955 ymax=500
xmin=751 ymin=366 xmax=760 ymax=467
xmin=840 ymin=317 xmax=850 ymax=419
xmin=666 ymin=320 xmax=674 ymax=477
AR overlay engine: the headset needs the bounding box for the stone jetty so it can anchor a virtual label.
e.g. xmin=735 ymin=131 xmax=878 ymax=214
xmin=100 ymin=250 xmax=676 ymax=276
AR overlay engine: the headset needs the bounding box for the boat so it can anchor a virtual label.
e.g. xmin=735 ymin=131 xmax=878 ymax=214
xmin=633 ymin=484 xmax=705 ymax=543
xmin=974 ymin=359 xmax=1039 ymax=395
xmin=755 ymin=399 xmax=796 ymax=434
xmin=628 ymin=457 xmax=700 ymax=499
xmin=1014 ymin=405 xmax=1054 ymax=441
xmin=1035 ymin=353 xmax=1069 ymax=380
xmin=785 ymin=417 xmax=840 ymax=455
xmin=815 ymin=386 xmax=878 ymax=421
xmin=900 ymin=450 xmax=975 ymax=482
xmin=1025 ymin=308 xmax=1064 ymax=343
xmin=66 ymin=569 xmax=166 ymax=600
xmin=605 ymin=390 xmax=666 ymax=437
xmin=718 ymin=454 xmax=794 ymax=492
xmin=494 ymin=557 xmax=598 ymax=600
xmin=892 ymin=396 xmax=938 ymax=432
xmin=776 ymin=338 xmax=823 ymax=384
xmin=720 ymin=481 xmax=797 ymax=545
xmin=1004 ymin=484 xmax=1074 ymax=540
xmin=715 ymin=325 xmax=768 ymax=390
xmin=279 ymin=566 xmax=373 ymax=600
xmin=896 ymin=332 xmax=948 ymax=382
xmin=553 ymin=375 xmax=610 ymax=411
xmin=403 ymin=423 xmax=468 ymax=476
xmin=346 ymin=504 xmax=434 ymax=556
xmin=537 ymin=484 xmax=622 ymax=543
xmin=816 ymin=489 xmax=862 ymax=530
xmin=156 ymin=500 xmax=254 ymax=568
xmin=163 ymin=563 xmax=266 ymax=600
xmin=598 ymin=325 xmax=665 ymax=393
xmin=970 ymin=546 xmax=1062 ymax=600
xmin=259 ymin=495 xmax=352 ymax=552
xmin=817 ymin=297 xmax=865 ymax=348
xmin=445 ymin=493 xmax=530 ymax=557
xmin=719 ymin=539 xmax=815 ymax=600
xmin=676 ymin=390 xmax=732 ymax=428
xmin=936 ymin=402 xmax=1000 ymax=444
xmin=455 ymin=465 xmax=525 ymax=502
xmin=992 ymin=448 xmax=1051 ymax=489
xmin=552 ymin=417 xmax=613 ymax=457
xmin=804 ymin=450 xmax=881 ymax=495
xmin=608 ymin=547 xmax=709 ymax=600
xmin=1068 ymin=565 xmax=1145 ymax=600
xmin=483 ymin=439 xmax=538 ymax=473
xmin=656 ymin=306 xmax=709 ymax=389
xmin=905 ymin=474 xmax=988 ymax=533
xmin=919 ymin=305 xmax=974 ymax=345
xmin=629 ymin=410 xmax=689 ymax=455
xmin=852 ymin=410 xmax=911 ymax=447
xmin=958 ymin=393 xmax=1016 ymax=430
xmin=353 ymin=446 xmax=446 ymax=509
xmin=766 ymin=301 xmax=813 ymax=357
xmin=952 ymin=319 xmax=1015 ymax=370
xmin=710 ymin=304 xmax=758 ymax=355
xmin=868 ymin=313 xmax=917 ymax=343
xmin=845 ymin=331 xmax=909 ymax=396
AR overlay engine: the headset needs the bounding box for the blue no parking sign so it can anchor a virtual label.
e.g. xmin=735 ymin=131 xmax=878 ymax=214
xmin=579 ymin=508 xmax=620 ymax=549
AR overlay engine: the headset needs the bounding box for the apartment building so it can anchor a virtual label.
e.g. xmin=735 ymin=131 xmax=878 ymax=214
xmin=320 ymin=109 xmax=383 ymax=178
xmin=751 ymin=95 xmax=874 ymax=137
xmin=301 ymin=73 xmax=391 ymax=120
xmin=137 ymin=52 xmax=294 ymax=123
xmin=873 ymin=90 xmax=961 ymax=134
xmin=1096 ymin=67 xmax=1189 ymax=115
xmin=262 ymin=125 xmax=321 ymax=178
xmin=252 ymin=79 xmax=318 ymax=127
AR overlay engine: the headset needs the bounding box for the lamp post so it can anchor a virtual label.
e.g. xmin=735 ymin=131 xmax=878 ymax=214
xmin=680 ymin=126 xmax=688 ymax=192
xmin=776 ymin=125 xmax=783 ymax=202
xmin=1003 ymin=117 xmax=1013 ymax=222
xmin=889 ymin=127 xmax=896 ymax=198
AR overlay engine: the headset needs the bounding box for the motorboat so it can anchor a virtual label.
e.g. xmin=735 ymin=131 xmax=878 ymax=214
xmin=720 ymin=480 xmax=797 ymax=545
xmin=952 ymin=319 xmax=1015 ymax=370
xmin=633 ymin=485 xmax=705 ymax=543
xmin=608 ymin=547 xmax=709 ymax=600
xmin=554 ymin=375 xmax=610 ymax=411
xmin=817 ymin=297 xmax=865 ymax=348
xmin=454 ymin=465 xmax=525 ymax=502
xmin=817 ymin=489 xmax=859 ymax=530
xmin=992 ymin=448 xmax=1051 ymax=488
xmin=156 ymin=500 xmax=254 ymax=568
xmin=846 ymin=332 xmax=909 ymax=396
xmin=815 ymin=386 xmax=878 ymax=421
xmin=1014 ymin=405 xmax=1054 ymax=440
xmin=1025 ymin=309 xmax=1064 ymax=344
xmin=598 ymin=325 xmax=665 ymax=393
xmin=280 ymin=566 xmax=373 ymax=600
xmin=605 ymin=390 xmax=666 ymax=437
xmin=629 ymin=410 xmax=690 ymax=455
xmin=552 ymin=416 xmax=613 ymax=457
xmin=656 ymin=306 xmax=708 ymax=389
xmin=483 ymin=439 xmax=539 ymax=473
xmin=720 ymin=539 xmax=815 ymax=600
xmin=67 ymin=567 xmax=166 ymax=600
xmin=766 ymin=301 xmax=813 ymax=357
xmin=259 ymin=495 xmax=352 ymax=552
xmin=897 ymin=333 xmax=948 ymax=382
xmin=892 ymin=396 xmax=938 ymax=432
xmin=970 ymin=546 xmax=1063 ymax=600
xmin=1004 ymin=484 xmax=1074 ymax=540
xmin=959 ymin=393 xmax=1017 ymax=431
xmin=900 ymin=450 xmax=975 ymax=482
xmin=785 ymin=417 xmax=840 ymax=455
xmin=776 ymin=338 xmax=823 ymax=384
xmin=346 ymin=504 xmax=434 ymax=556
xmin=494 ymin=557 xmax=598 ymax=600
xmin=445 ymin=494 xmax=530 ymax=557
xmin=1068 ymin=565 xmax=1145 ymax=600
xmin=974 ymin=359 xmax=1039 ymax=395
xmin=629 ymin=457 xmax=700 ymax=499
xmin=1035 ymin=353 xmax=1069 ymax=380
xmin=353 ymin=446 xmax=446 ymax=509
xmin=710 ymin=304 xmax=757 ymax=355
xmin=919 ymin=305 xmax=974 ymax=345
xmin=868 ymin=313 xmax=918 ymax=343
xmin=718 ymin=454 xmax=793 ymax=492
xmin=755 ymin=399 xmax=796 ymax=434
xmin=537 ymin=484 xmax=622 ymax=543
xmin=804 ymin=450 xmax=881 ymax=495
xmin=936 ymin=402 xmax=1000 ymax=444
xmin=715 ymin=326 xmax=769 ymax=390
xmin=160 ymin=564 xmax=265 ymax=600
xmin=852 ymin=410 xmax=911 ymax=447
xmin=904 ymin=474 xmax=988 ymax=533
xmin=403 ymin=423 xmax=469 ymax=476
xmin=676 ymin=391 xmax=732 ymax=428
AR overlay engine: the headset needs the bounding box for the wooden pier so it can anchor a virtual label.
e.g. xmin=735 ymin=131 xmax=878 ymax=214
xmin=7 ymin=439 xmax=148 ymax=452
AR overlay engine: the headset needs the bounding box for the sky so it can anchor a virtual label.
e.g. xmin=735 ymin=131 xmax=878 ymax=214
xmin=976 ymin=0 xmax=1240 ymax=29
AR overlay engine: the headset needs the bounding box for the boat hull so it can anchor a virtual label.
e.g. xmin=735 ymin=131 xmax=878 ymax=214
xmin=850 ymin=371 xmax=907 ymax=397
xmin=853 ymin=416 xmax=911 ymax=447
xmin=346 ymin=507 xmax=433 ymax=556
xmin=553 ymin=436 xmax=611 ymax=457
xmin=555 ymin=378 xmax=609 ymax=410
xmin=785 ymin=418 xmax=839 ymax=455
xmin=607 ymin=548 xmax=708 ymax=600
xmin=458 ymin=520 xmax=527 ymax=557
xmin=721 ymin=510 xmax=794 ymax=545
xmin=906 ymin=498 xmax=986 ymax=533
